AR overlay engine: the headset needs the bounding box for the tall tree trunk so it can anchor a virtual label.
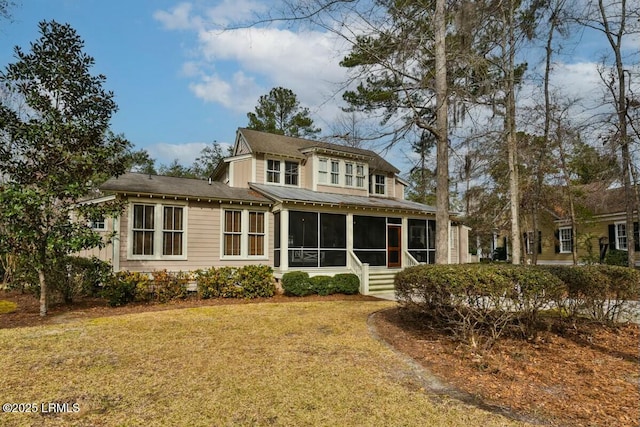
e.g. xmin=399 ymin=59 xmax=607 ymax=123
xmin=597 ymin=0 xmax=635 ymax=266
xmin=434 ymin=0 xmax=450 ymax=264
xmin=38 ymin=268 xmax=48 ymax=317
xmin=506 ymin=0 xmax=521 ymax=264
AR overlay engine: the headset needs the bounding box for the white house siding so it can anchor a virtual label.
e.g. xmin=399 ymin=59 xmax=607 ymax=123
xmin=117 ymin=198 xmax=273 ymax=273
xmin=77 ymin=217 xmax=114 ymax=264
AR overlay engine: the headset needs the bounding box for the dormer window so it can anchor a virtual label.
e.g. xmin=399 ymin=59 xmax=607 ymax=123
xmin=372 ymin=174 xmax=386 ymax=195
xmin=330 ymin=160 xmax=340 ymax=184
xmin=356 ymin=165 xmax=365 ymax=188
xmin=285 ymin=161 xmax=298 ymax=185
xmin=266 ymin=159 xmax=299 ymax=186
xmin=267 ymin=160 xmax=280 ymax=183
xmin=345 ymin=163 xmax=353 ymax=186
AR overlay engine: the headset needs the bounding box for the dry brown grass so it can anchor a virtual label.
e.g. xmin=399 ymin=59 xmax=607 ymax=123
xmin=0 ymin=301 xmax=529 ymax=426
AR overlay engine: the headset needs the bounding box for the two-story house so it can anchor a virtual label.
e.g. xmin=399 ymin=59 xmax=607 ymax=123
xmin=93 ymin=128 xmax=470 ymax=294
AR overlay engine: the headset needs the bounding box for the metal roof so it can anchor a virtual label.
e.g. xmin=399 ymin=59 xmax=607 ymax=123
xmin=250 ymin=183 xmax=436 ymax=213
xmin=101 ymin=173 xmax=271 ymax=204
xmin=238 ymin=128 xmax=400 ymax=174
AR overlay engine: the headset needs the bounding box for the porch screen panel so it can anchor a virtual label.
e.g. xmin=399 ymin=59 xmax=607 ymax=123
xmin=320 ymin=213 xmax=346 ymax=267
xmin=353 ymin=215 xmax=386 ymax=266
xmin=408 ymin=219 xmax=436 ymax=264
xmin=289 ymin=211 xmax=319 ymax=267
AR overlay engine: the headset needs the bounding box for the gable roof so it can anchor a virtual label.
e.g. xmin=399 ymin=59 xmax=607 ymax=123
xmin=250 ymin=183 xmax=436 ymax=214
xmin=237 ymin=128 xmax=400 ymax=174
xmin=100 ymin=173 xmax=271 ymax=204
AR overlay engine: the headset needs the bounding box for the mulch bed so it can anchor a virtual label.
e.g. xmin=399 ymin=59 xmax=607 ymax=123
xmin=370 ymin=307 xmax=639 ymax=427
xmin=2 ymin=291 xmax=638 ymax=426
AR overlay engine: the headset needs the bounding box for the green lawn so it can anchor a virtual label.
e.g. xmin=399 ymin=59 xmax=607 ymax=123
xmin=0 ymin=301 xmax=528 ymax=426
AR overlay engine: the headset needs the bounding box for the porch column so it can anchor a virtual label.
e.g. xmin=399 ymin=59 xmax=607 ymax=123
xmin=346 ymin=212 xmax=353 ymax=268
xmin=280 ymin=209 xmax=289 ymax=271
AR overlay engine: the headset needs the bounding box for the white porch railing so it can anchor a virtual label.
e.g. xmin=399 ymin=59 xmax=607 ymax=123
xmin=348 ymin=250 xmax=369 ymax=295
xmin=404 ymin=251 xmax=422 ymax=268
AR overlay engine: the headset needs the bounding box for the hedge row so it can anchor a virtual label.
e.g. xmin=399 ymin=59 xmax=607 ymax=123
xmin=395 ymin=264 xmax=640 ymax=350
xmin=281 ymin=272 xmax=360 ymax=296
xmin=101 ymin=265 xmax=276 ymax=306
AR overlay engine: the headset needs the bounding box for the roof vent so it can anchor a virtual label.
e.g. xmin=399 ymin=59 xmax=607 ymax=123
xmin=208 ymin=177 xmax=212 ymax=185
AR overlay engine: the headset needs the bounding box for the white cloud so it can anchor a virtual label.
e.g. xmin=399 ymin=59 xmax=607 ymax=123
xmin=203 ymin=0 xmax=268 ymax=26
xmin=191 ymin=26 xmax=349 ymax=119
xmin=147 ymin=142 xmax=208 ymax=165
xmin=153 ymin=3 xmax=203 ymax=31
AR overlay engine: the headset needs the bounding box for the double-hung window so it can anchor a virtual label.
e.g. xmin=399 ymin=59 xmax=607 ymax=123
xmin=559 ymin=227 xmax=572 ymax=253
xmin=318 ymin=159 xmax=328 ymax=183
xmin=373 ymin=174 xmax=385 ymax=194
xmin=223 ymin=210 xmax=266 ymax=258
xmin=267 ymin=160 xmax=281 ymax=183
xmin=615 ymin=223 xmax=628 ymax=250
xmin=284 ymin=161 xmax=298 ymax=186
xmin=133 ymin=204 xmax=155 ymax=256
xmin=267 ymin=159 xmax=298 ymax=186
xmin=163 ymin=206 xmax=184 ymax=256
xmin=249 ymin=212 xmax=265 ymax=256
xmin=330 ymin=160 xmax=340 ymax=184
xmin=356 ymin=165 xmax=365 ymax=188
xmin=345 ymin=163 xmax=354 ymax=186
xmin=131 ymin=203 xmax=186 ymax=258
xmin=224 ymin=210 xmax=242 ymax=256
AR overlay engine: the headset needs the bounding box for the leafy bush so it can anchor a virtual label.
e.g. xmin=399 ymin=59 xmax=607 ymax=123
xmin=331 ymin=273 xmax=360 ymax=295
xmin=101 ymin=271 xmax=150 ymax=307
xmin=310 ymin=275 xmax=333 ymax=296
xmin=281 ymin=271 xmax=314 ymax=296
xmin=150 ymin=270 xmax=189 ymax=303
xmin=605 ymin=249 xmax=629 ymax=267
xmin=11 ymin=255 xmax=112 ymax=303
xmin=541 ymin=265 xmax=611 ymax=321
xmin=234 ymin=265 xmax=275 ymax=298
xmin=196 ymin=265 xmax=275 ymax=299
xmin=395 ymin=264 xmax=571 ymax=350
xmin=595 ymin=265 xmax=640 ymax=322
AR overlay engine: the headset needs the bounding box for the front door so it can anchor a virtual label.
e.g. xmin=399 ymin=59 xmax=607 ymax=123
xmin=387 ymin=225 xmax=402 ymax=268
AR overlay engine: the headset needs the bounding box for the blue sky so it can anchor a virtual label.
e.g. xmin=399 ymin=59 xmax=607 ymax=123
xmin=1 ymin=1 xmax=637 ymax=174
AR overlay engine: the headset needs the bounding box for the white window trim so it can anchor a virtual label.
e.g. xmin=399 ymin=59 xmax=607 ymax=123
xmin=220 ymin=209 xmax=269 ymax=260
xmin=317 ymin=157 xmax=368 ymax=189
xmin=89 ymin=219 xmax=106 ymax=231
xmin=559 ymin=226 xmax=572 ymax=253
xmin=372 ymin=174 xmax=386 ymax=195
xmin=265 ymin=158 xmax=300 ymax=187
xmin=614 ymin=222 xmax=628 ymax=250
xmin=128 ymin=201 xmax=188 ymax=261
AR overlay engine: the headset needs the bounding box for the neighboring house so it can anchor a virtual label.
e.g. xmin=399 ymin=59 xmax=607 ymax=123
xmin=91 ymin=128 xmax=471 ymax=294
xmin=497 ymin=182 xmax=639 ymax=266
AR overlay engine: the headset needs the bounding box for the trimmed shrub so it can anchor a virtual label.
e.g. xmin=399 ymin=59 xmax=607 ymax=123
xmin=150 ymin=270 xmax=189 ymax=303
xmin=310 ymin=275 xmax=333 ymax=296
xmin=541 ymin=265 xmax=612 ymax=321
xmin=101 ymin=271 xmax=150 ymax=307
xmin=331 ymin=273 xmax=360 ymax=295
xmin=196 ymin=265 xmax=275 ymax=299
xmin=235 ymin=265 xmax=276 ymax=298
xmin=605 ymin=249 xmax=629 ymax=267
xmin=281 ymin=271 xmax=313 ymax=296
xmin=595 ymin=265 xmax=640 ymax=322
xmin=395 ymin=264 xmax=570 ymax=350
